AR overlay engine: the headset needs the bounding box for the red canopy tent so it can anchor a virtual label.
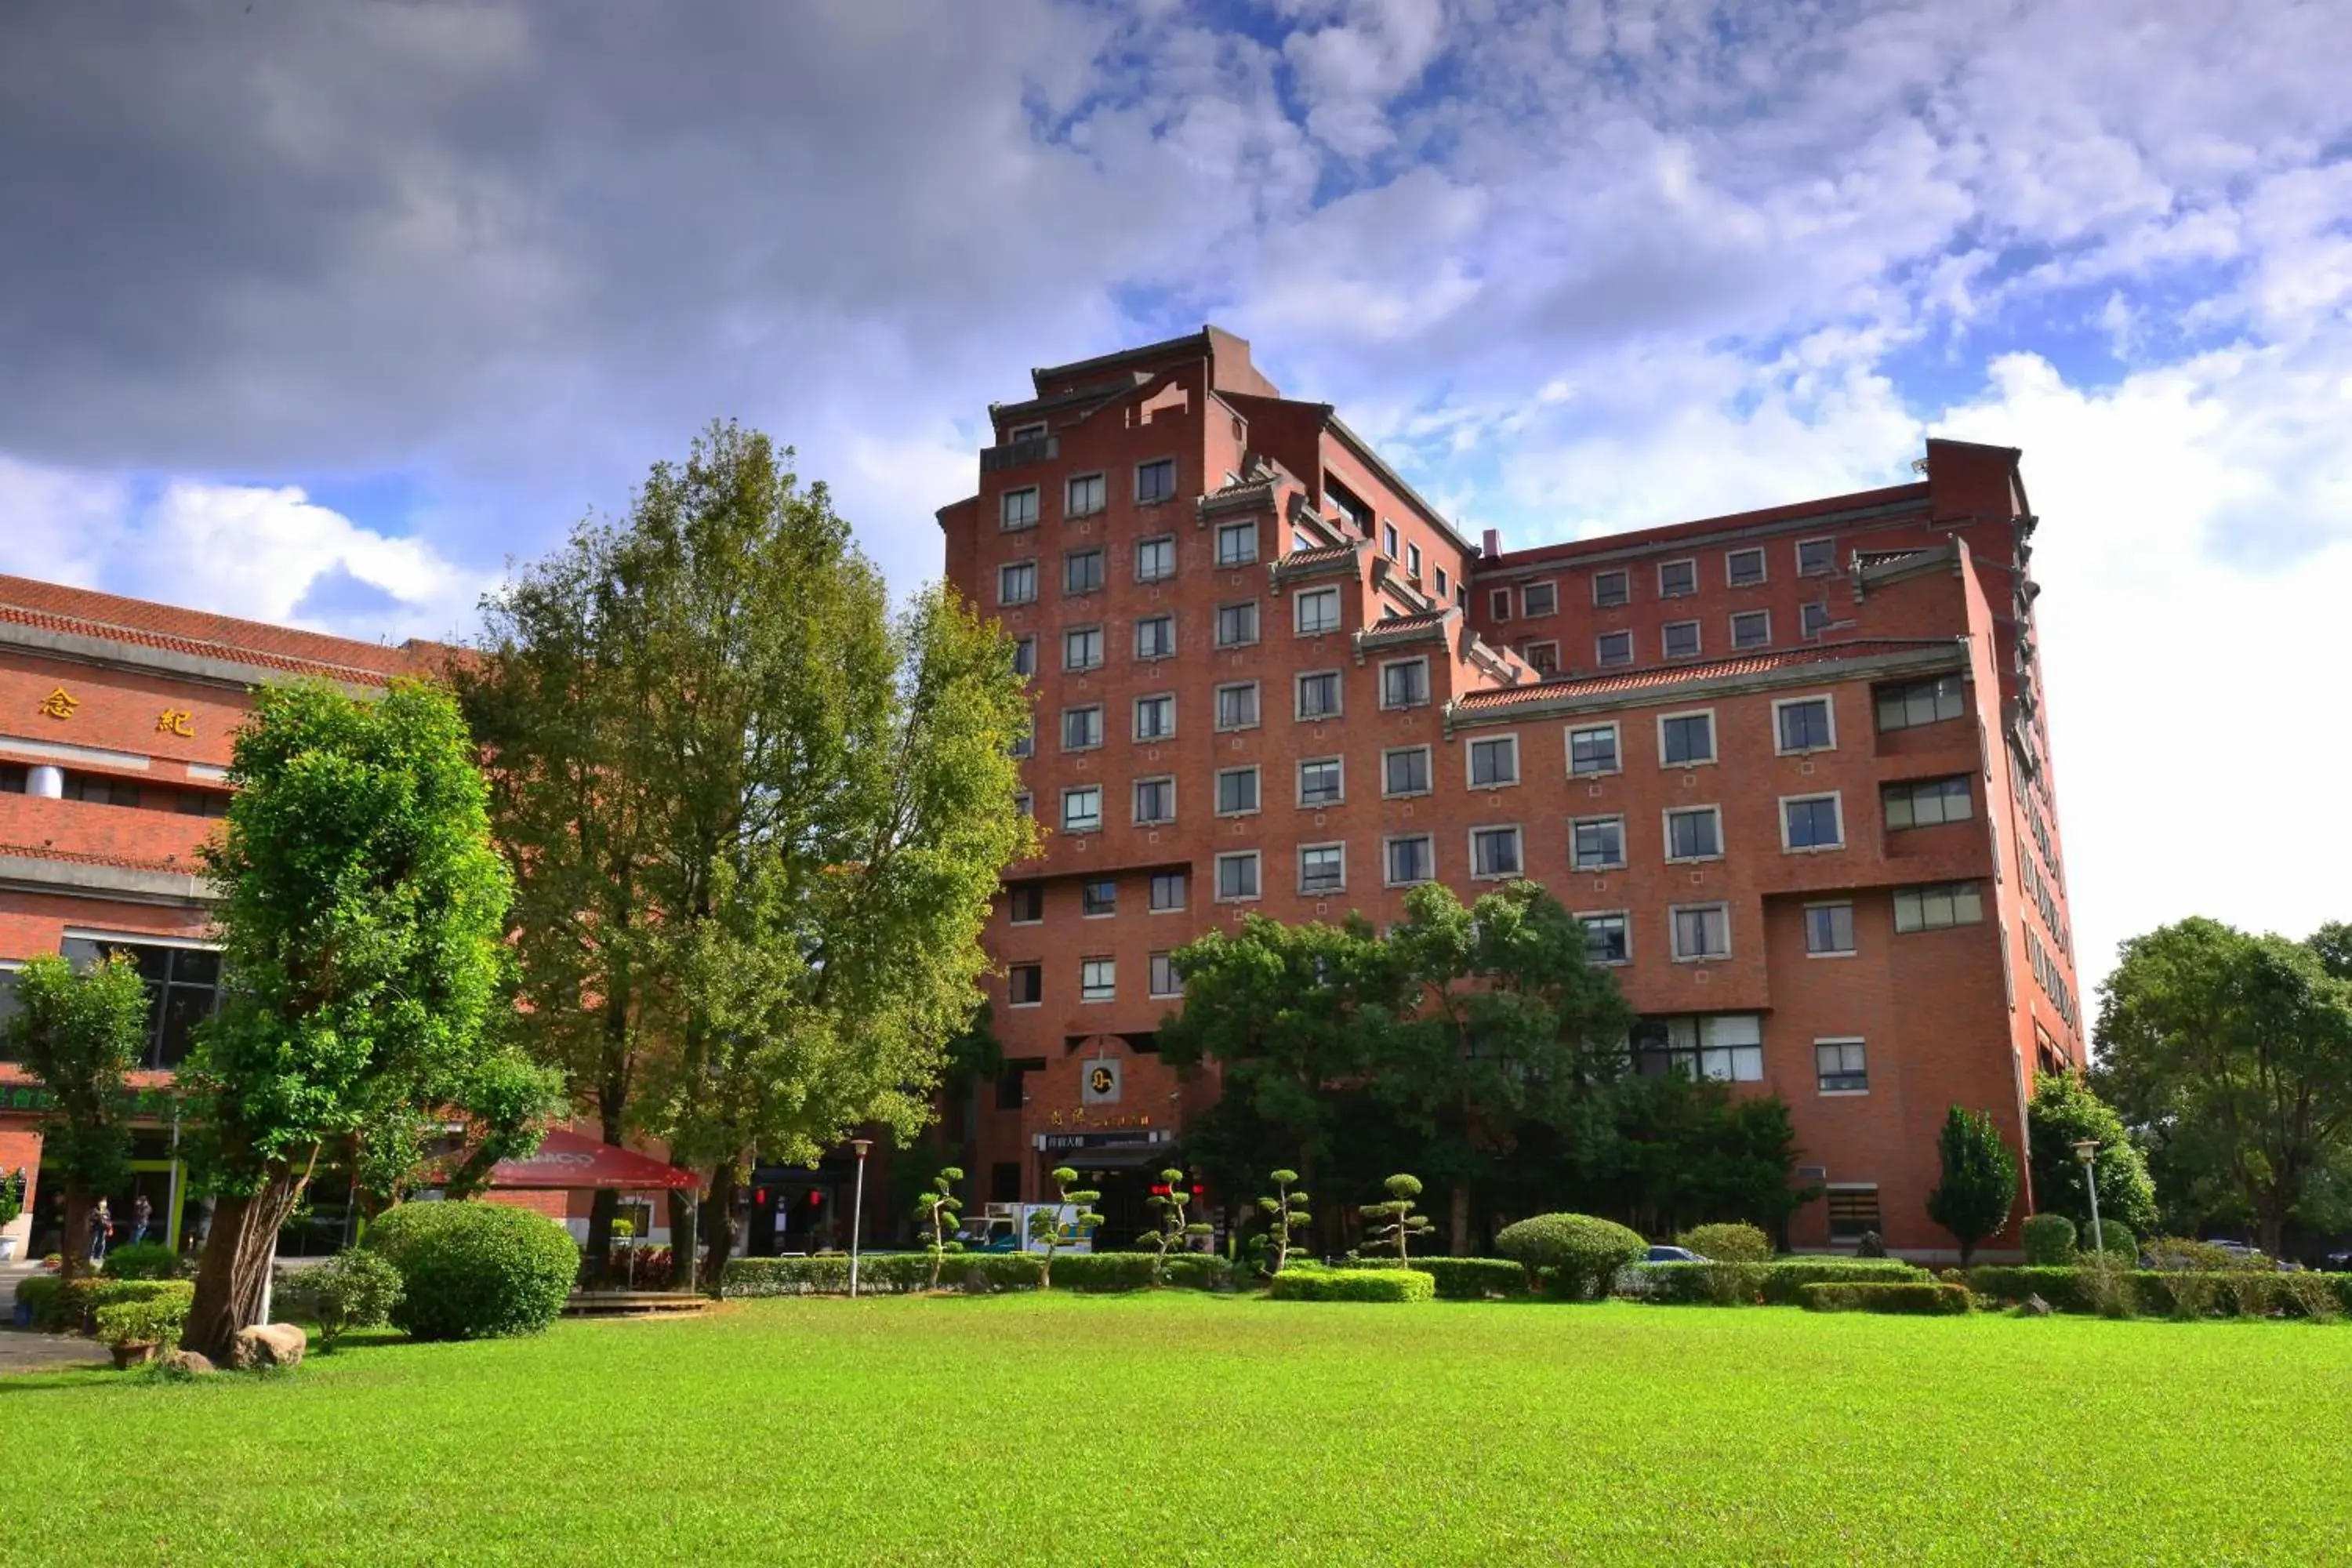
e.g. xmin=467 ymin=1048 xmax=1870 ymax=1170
xmin=485 ymin=1128 xmax=698 ymax=1191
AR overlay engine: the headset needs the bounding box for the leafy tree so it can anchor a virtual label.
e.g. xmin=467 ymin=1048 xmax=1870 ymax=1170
xmin=1925 ymin=1105 xmax=2018 ymax=1265
xmin=1135 ymin=1168 xmax=1214 ymax=1285
xmin=4 ymin=953 xmax=147 ymax=1281
xmin=2026 ymin=1074 xmax=2158 ymax=1236
xmin=1604 ymin=1073 xmax=1817 ymax=1242
xmin=1249 ymin=1168 xmax=1312 ymax=1278
xmin=178 ymin=679 xmax=552 ymax=1360
xmin=2095 ymin=917 xmax=2352 ymax=1254
xmin=1359 ymin=1173 xmax=1436 ymax=1261
xmin=1026 ymin=1167 xmax=1101 ymax=1290
xmin=0 ymin=1166 xmax=25 ymax=1232
xmin=913 ymin=1165 xmax=965 ymax=1291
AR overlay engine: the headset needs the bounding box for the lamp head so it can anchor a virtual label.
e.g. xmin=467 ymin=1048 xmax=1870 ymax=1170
xmin=2071 ymin=1138 xmax=2099 ymax=1165
xmin=851 ymin=1138 xmax=873 ymax=1159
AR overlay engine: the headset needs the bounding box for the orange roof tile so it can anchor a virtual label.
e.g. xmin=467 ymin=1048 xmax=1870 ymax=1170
xmin=0 ymin=573 xmax=448 ymax=684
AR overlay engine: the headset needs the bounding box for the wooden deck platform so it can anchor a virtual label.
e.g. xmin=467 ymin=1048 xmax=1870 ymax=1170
xmin=562 ymin=1290 xmax=713 ymax=1318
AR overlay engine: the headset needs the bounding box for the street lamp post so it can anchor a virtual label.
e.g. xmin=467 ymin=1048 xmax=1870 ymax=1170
xmin=848 ymin=1138 xmax=873 ymax=1299
xmin=2073 ymin=1138 xmax=2103 ymax=1258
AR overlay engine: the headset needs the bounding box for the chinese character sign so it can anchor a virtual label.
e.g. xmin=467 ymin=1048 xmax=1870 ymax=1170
xmin=156 ymin=710 xmax=194 ymax=738
xmin=38 ymin=687 xmax=77 ymax=720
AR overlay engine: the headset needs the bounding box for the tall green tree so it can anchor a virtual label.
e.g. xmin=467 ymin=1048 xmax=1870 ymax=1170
xmin=2025 ymin=1073 xmax=2158 ymax=1236
xmin=4 ymin=953 xmax=148 ymax=1281
xmin=2093 ymin=917 xmax=2352 ymax=1254
xmin=1925 ymin=1105 xmax=2019 ymax=1265
xmin=179 ymin=679 xmax=550 ymax=1359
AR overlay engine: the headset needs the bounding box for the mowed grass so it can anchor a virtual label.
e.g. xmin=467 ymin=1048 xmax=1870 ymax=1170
xmin=7 ymin=1294 xmax=2351 ymax=1566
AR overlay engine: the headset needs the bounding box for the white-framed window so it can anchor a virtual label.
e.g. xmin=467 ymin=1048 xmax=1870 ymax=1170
xmin=1298 ymin=842 xmax=1346 ymax=895
xmin=1435 ymin=566 xmax=1450 ymax=598
xmin=1150 ymin=871 xmax=1186 ymax=912
xmin=1523 ymin=641 xmax=1560 ymax=676
xmin=1567 ymin=723 xmax=1621 ymax=777
xmin=1080 ymin=956 xmax=1116 ymax=1002
xmin=1001 ymin=486 xmax=1040 ymax=530
xmin=1406 ymin=543 xmax=1423 ymax=579
xmin=1570 ymin=815 xmax=1626 ymax=871
xmin=1489 ymin=587 xmax=1512 ymax=621
xmin=999 ymin=560 xmax=1037 ymax=606
xmin=1136 ymin=457 xmax=1176 ymax=504
xmin=1470 ymin=824 xmax=1523 ymax=880
xmin=1135 ymin=614 xmax=1175 ymax=661
xmin=1064 ymin=625 xmax=1104 ymax=672
xmin=1007 ymin=963 xmax=1043 ymax=1007
xmin=1149 ymin=953 xmax=1183 ymax=998
xmin=1383 ymin=746 xmax=1432 ymax=798
xmin=1663 ymin=805 xmax=1722 ymax=862
xmin=1296 ymin=670 xmax=1342 ymax=720
xmin=1893 ymin=881 xmax=1984 ymax=932
xmin=1797 ymin=535 xmax=1836 ymax=577
xmin=1634 ymin=1013 xmax=1760 ymax=1078
xmin=1805 ymin=901 xmax=1856 ymax=956
xmin=1215 ymin=850 xmax=1261 ymax=902
xmin=1298 ymin=757 xmax=1345 ymax=807
xmin=1522 ymin=581 xmax=1558 ymax=617
xmin=1294 ymin=586 xmax=1341 ymax=636
xmin=1006 ymin=884 xmax=1044 ymax=924
xmin=1780 ymin=792 xmax=1845 ymax=851
xmin=1884 ymin=776 xmax=1973 ymax=829
xmin=1773 ymin=695 xmax=1835 ymax=753
xmin=1658 ymin=558 xmax=1697 ymax=597
xmin=1065 ymin=472 xmax=1106 ymax=517
xmin=1662 ymin=619 xmax=1701 ymax=660
xmin=1385 ymin=833 xmax=1435 ymax=887
xmin=1577 ymin=911 xmax=1630 ymax=965
xmin=1657 ymin=709 xmax=1715 ymax=767
xmin=1802 ymin=601 xmax=1833 ymax=638
xmin=1726 ymin=546 xmax=1766 ymax=586
xmin=1136 ymin=535 xmax=1177 ymax=583
xmin=1064 ymin=546 xmax=1105 ymax=596
xmin=1216 ymin=520 xmax=1259 ymax=568
xmin=1593 ymin=569 xmax=1630 ymax=608
xmin=1214 ymin=681 xmax=1261 ymax=731
xmin=1596 ymin=630 xmax=1634 ymax=667
xmin=1215 ymin=601 xmax=1260 ymax=648
xmin=1061 ymin=786 xmax=1102 ymax=833
xmin=1467 ymin=733 xmax=1520 ymax=789
xmin=1061 ymin=705 xmax=1102 ymax=751
xmin=1134 ymin=776 xmax=1176 ymax=824
xmin=1380 ymin=657 xmax=1429 ymax=710
xmin=1816 ymin=1038 xmax=1869 ymax=1094
xmin=1668 ymin=902 xmax=1732 ymax=961
xmin=1215 ymin=766 xmax=1261 ymax=816
xmin=1134 ymin=693 xmax=1176 ymax=742
xmin=1730 ymin=610 xmax=1770 ymax=649
xmin=1011 ymin=635 xmax=1036 ymax=677
xmin=1875 ymin=675 xmax=1965 ymax=731
xmin=1082 ymin=878 xmax=1116 ymax=917
xmin=1383 ymin=521 xmax=1400 ymax=558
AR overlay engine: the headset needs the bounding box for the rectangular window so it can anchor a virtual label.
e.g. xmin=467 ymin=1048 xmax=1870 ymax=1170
xmin=1064 ymin=625 xmax=1104 ymax=671
xmin=1593 ymin=569 xmax=1629 ymax=608
xmin=1134 ymin=694 xmax=1175 ymax=742
xmin=1670 ymin=904 xmax=1731 ymax=960
xmin=1662 ymin=620 xmax=1700 ymax=659
xmin=1136 ymin=535 xmax=1176 ymax=583
xmin=1726 ymin=547 xmax=1766 ymax=586
xmin=1805 ymin=902 xmax=1857 ymax=956
xmin=1781 ymin=793 xmax=1845 ymax=851
xmin=1215 ymin=601 xmax=1260 ymax=648
xmin=1386 ymin=834 xmax=1434 ymax=887
xmin=1568 ymin=724 xmax=1621 ymax=776
xmin=1658 ymin=559 xmax=1697 ymax=597
xmin=1150 ymin=871 xmax=1187 ymax=912
xmin=1010 ymin=717 xmax=1033 ymax=760
xmin=1215 ymin=851 xmax=1261 ymax=902
xmin=1797 ymin=537 xmax=1836 ymax=577
xmin=1489 ymin=587 xmax=1512 ymax=621
xmin=1802 ymin=601 xmax=1833 ymax=638
xmin=1380 ymin=659 xmax=1429 ymax=710
xmin=1579 ymin=912 xmax=1630 ymax=965
xmin=1134 ymin=776 xmax=1175 ymax=824
xmin=999 ymin=561 xmax=1037 ymax=605
xmin=1383 ymin=522 xmax=1400 ymax=558
xmin=1875 ymin=675 xmax=1966 ymax=731
xmin=1659 ymin=711 xmax=1715 ymax=767
xmin=1061 ymin=706 xmax=1102 ymax=751
xmin=1730 ymin=609 xmax=1770 ymax=648
xmin=1471 ymin=826 xmax=1523 ymax=879
xmin=1006 ymin=884 xmax=1044 ymax=924
xmin=1776 ymin=696 xmax=1835 ymax=753
xmin=1150 ymin=953 xmax=1183 ymax=998
xmin=1383 ymin=746 xmax=1432 ymax=797
xmin=1296 ymin=670 xmax=1342 ymax=720
xmin=1818 ymin=1038 xmax=1870 ymax=1090
xmin=1013 ymin=791 xmax=1033 ymax=819
xmin=1065 ymin=547 xmax=1106 ymax=596
xmin=1664 ymin=806 xmax=1722 ymax=862
xmin=1082 ymin=879 xmax=1116 ymax=917
xmin=1295 ymin=586 xmax=1341 ymax=635
xmin=1216 ymin=520 xmax=1259 ymax=568
xmin=1214 ymin=681 xmax=1261 ymax=731
xmin=1893 ymin=881 xmax=1985 ymax=932
xmin=1884 ymin=776 xmax=1973 ymax=830
xmin=1596 ymin=630 xmax=1634 ymax=667
xmin=1007 ymin=423 xmax=1047 ymax=442
xmin=1406 ymin=543 xmax=1423 ymax=579
xmin=1299 ymin=843 xmax=1345 ymax=894
xmin=1008 ymin=964 xmax=1043 ymax=1006
xmin=1467 ymin=735 xmax=1519 ymax=789
xmin=1001 ymin=487 xmax=1040 ymax=530
xmin=1571 ymin=815 xmax=1625 ymax=871
xmin=1633 ymin=1013 xmax=1760 ymax=1080
xmin=1011 ymin=635 xmax=1036 ymax=677
xmin=1216 ymin=767 xmax=1261 ymax=816
xmin=1065 ymin=472 xmax=1105 ymax=517
xmin=1136 ymin=458 xmax=1176 ymax=503
xmin=1080 ymin=957 xmax=1116 ymax=1002
xmin=1060 ymin=786 xmax=1102 ymax=833
xmin=55 ymin=938 xmax=223 ymax=1069
xmin=1522 ymin=582 xmax=1558 ymax=617
xmin=1828 ymin=1187 xmax=1881 ymax=1240
xmin=1135 ymin=614 xmax=1175 ymax=660
xmin=1524 ymin=641 xmax=1560 ymax=676
xmin=1435 ymin=566 xmax=1450 ymax=598
xmin=1298 ymin=757 xmax=1344 ymax=807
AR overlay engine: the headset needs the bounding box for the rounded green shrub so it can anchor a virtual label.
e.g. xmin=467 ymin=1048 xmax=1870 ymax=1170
xmin=1267 ymin=1266 xmax=1434 ymax=1302
xmin=100 ymin=1240 xmax=182 ymax=1280
xmin=294 ymin=1248 xmax=407 ymax=1347
xmin=2020 ymin=1214 xmax=2077 ymax=1266
xmin=2079 ymin=1220 xmax=2136 ymax=1259
xmin=1677 ymin=1222 xmax=1772 ymax=1263
xmin=361 ymin=1201 xmax=579 ymax=1341
xmin=1495 ymin=1214 xmax=1646 ymax=1301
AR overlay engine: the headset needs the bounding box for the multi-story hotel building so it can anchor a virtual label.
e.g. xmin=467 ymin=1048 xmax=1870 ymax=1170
xmin=941 ymin=327 xmax=2081 ymax=1257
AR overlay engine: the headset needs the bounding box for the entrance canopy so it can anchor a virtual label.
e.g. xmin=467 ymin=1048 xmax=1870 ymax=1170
xmin=487 ymin=1130 xmax=698 ymax=1192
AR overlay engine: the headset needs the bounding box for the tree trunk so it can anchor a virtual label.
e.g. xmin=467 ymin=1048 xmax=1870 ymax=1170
xmin=1449 ymin=1178 xmax=1472 ymax=1258
xmin=58 ymin=1189 xmax=93 ymax=1283
xmin=701 ymin=1160 xmax=739 ymax=1290
xmin=183 ymin=1170 xmax=309 ymax=1362
xmin=585 ymin=1189 xmax=619 ymax=1287
xmin=2258 ymin=1207 xmax=2286 ymax=1261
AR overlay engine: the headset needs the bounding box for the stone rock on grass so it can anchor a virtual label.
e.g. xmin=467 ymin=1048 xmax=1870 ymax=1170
xmin=228 ymin=1323 xmax=307 ymax=1370
xmin=159 ymin=1348 xmax=216 ymax=1377
xmin=2016 ymin=1294 xmax=2053 ymax=1318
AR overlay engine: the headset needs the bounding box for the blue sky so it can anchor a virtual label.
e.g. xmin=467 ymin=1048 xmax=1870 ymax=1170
xmin=2 ymin=0 xmax=2348 ymax=1001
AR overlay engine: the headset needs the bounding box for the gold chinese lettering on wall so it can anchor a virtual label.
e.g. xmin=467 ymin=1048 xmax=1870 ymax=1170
xmin=38 ymin=687 xmax=77 ymax=720
xmin=156 ymin=710 xmax=194 ymax=738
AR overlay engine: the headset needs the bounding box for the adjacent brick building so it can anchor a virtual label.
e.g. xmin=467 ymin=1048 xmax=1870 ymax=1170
xmin=942 ymin=327 xmax=2081 ymax=1258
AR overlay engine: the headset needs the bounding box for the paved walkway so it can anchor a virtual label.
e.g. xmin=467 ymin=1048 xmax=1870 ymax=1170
xmin=0 ymin=1263 xmax=106 ymax=1375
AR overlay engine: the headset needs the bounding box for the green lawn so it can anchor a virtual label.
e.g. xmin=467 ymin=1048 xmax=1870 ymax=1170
xmin=7 ymin=1295 xmax=2350 ymax=1566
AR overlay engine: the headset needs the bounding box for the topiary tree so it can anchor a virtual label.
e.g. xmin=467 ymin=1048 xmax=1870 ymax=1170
xmin=914 ymin=1165 xmax=965 ymax=1291
xmin=1926 ymin=1105 xmax=2018 ymax=1265
xmin=1360 ymin=1174 xmax=1436 ymax=1261
xmin=2020 ymin=1213 xmax=2078 ymax=1266
xmin=1495 ymin=1213 xmax=1646 ymax=1301
xmin=1249 ymin=1169 xmax=1312 ymax=1278
xmin=1136 ymin=1168 xmax=1214 ymax=1286
xmin=361 ymin=1200 xmax=579 ymax=1341
xmin=4 ymin=953 xmax=149 ymax=1283
xmin=1677 ymin=1222 xmax=1772 ymax=1263
xmin=1026 ymin=1167 xmax=1101 ymax=1291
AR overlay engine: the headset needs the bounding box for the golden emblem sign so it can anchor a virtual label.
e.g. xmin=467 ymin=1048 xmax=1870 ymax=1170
xmin=1089 ymin=1066 xmax=1116 ymax=1096
xmin=38 ymin=687 xmax=77 ymax=720
xmin=157 ymin=709 xmax=195 ymax=738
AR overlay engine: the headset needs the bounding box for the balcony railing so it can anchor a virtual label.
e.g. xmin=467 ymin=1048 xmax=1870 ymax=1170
xmin=981 ymin=435 xmax=1058 ymax=473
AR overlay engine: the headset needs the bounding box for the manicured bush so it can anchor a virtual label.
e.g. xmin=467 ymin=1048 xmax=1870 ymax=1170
xmin=1800 ymin=1281 xmax=1971 ymax=1315
xmin=292 ymin=1249 xmax=406 ymax=1347
xmin=1635 ymin=1258 xmax=1926 ymax=1306
xmin=718 ymin=1250 xmax=1233 ymax=1298
xmin=45 ymin=1276 xmax=191 ymax=1334
xmin=1349 ymin=1256 xmax=1530 ymax=1300
xmin=1496 ymin=1214 xmax=1646 ymax=1301
xmin=1269 ymin=1267 xmax=1435 ymax=1303
xmin=361 ymin=1201 xmax=579 ymax=1341
xmin=100 ymin=1240 xmax=182 ymax=1280
xmin=1678 ymin=1223 xmax=1773 ymax=1263
xmin=94 ymin=1294 xmax=188 ymax=1348
xmin=2020 ymin=1214 xmax=2078 ymax=1266
xmin=1965 ymin=1266 xmax=2352 ymax=1319
xmin=2080 ymin=1220 xmax=2136 ymax=1258
xmin=13 ymin=1273 xmax=63 ymax=1327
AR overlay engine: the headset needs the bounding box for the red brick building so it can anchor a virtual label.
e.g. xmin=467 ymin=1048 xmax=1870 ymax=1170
xmin=942 ymin=327 xmax=2080 ymax=1259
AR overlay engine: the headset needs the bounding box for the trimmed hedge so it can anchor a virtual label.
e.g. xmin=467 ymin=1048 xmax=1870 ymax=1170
xmin=361 ymin=1201 xmax=579 ymax=1341
xmin=27 ymin=1276 xmax=191 ymax=1334
xmin=100 ymin=1241 xmax=183 ymax=1281
xmin=1801 ymin=1281 xmax=1971 ymax=1315
xmin=94 ymin=1294 xmax=188 ymax=1348
xmin=720 ymin=1250 xmax=1233 ymax=1298
xmin=1633 ymin=1258 xmax=1927 ymax=1306
xmin=1345 ymin=1256 xmax=1530 ymax=1299
xmin=1966 ymin=1265 xmax=2352 ymax=1319
xmin=1269 ymin=1267 xmax=1435 ymax=1303
xmin=1496 ymin=1214 xmax=1647 ymax=1301
xmin=2020 ymin=1214 xmax=2077 ymax=1266
xmin=1678 ymin=1223 xmax=1773 ymax=1264
xmin=13 ymin=1273 xmax=62 ymax=1326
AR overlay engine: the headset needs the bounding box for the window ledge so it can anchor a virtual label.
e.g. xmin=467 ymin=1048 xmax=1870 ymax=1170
xmin=1818 ymin=1087 xmax=1871 ymax=1098
xmin=1783 ymin=843 xmax=1846 ymax=855
xmin=1661 ymin=760 xmax=1719 ymax=770
xmin=1805 ymin=949 xmax=1857 ymax=960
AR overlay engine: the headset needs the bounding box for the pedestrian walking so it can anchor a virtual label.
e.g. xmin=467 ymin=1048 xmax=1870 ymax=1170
xmin=129 ymin=1194 xmax=152 ymax=1246
xmin=89 ymin=1198 xmax=113 ymax=1265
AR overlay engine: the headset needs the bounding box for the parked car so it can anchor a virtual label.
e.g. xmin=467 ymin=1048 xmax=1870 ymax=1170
xmin=1615 ymin=1244 xmax=1708 ymax=1297
xmin=1646 ymin=1245 xmax=1707 ymax=1264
